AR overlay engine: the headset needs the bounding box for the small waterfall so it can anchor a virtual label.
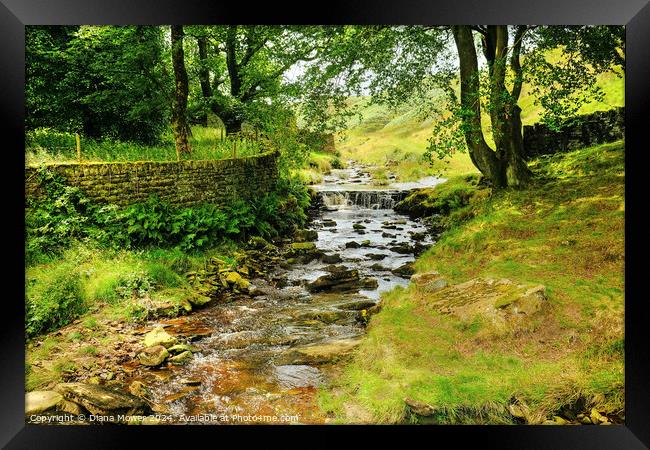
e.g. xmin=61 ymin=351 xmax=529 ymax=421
xmin=319 ymin=190 xmax=408 ymax=209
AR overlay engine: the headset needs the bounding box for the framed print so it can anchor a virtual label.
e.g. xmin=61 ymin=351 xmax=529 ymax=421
xmin=2 ymin=0 xmax=648 ymax=447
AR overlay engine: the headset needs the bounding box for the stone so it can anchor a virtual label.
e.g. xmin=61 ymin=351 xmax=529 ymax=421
xmin=353 ymin=223 xmax=366 ymax=230
xmin=128 ymin=381 xmax=150 ymax=398
xmin=225 ymin=271 xmax=251 ymax=291
xmin=294 ymin=229 xmax=318 ymax=242
xmin=167 ymin=343 xmax=197 ymax=354
xmin=322 ymin=253 xmax=343 ymax=264
xmin=306 ymin=268 xmax=362 ymax=293
xmin=25 ymin=391 xmax=63 ymax=415
xmin=404 ymin=397 xmax=435 ymax=416
xmin=392 ymin=262 xmax=415 ymax=278
xmin=360 ymin=277 xmax=379 ymax=289
xmin=345 ymin=241 xmax=360 ymax=249
xmin=186 ymin=293 xmax=212 ymax=307
xmin=366 ymin=253 xmax=387 ymax=261
xmin=59 ymin=399 xmax=85 ymax=415
xmin=138 ymin=345 xmax=169 ymax=366
xmin=390 ymin=243 xmax=413 ymax=254
xmin=411 ymin=271 xmax=448 ymax=293
xmin=168 ymin=350 xmax=193 ymax=365
xmin=143 ymin=326 xmax=178 ymax=348
xmin=55 ymin=383 xmax=151 ymax=416
xmin=179 ymin=377 xmax=202 ymax=386
xmin=277 ymin=337 xmax=363 ymax=365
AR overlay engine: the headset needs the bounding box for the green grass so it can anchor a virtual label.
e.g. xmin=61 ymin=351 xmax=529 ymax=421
xmin=25 ymin=125 xmax=263 ymax=165
xmin=321 ymin=141 xmax=625 ymax=424
xmin=338 ymin=64 xmax=624 ymax=182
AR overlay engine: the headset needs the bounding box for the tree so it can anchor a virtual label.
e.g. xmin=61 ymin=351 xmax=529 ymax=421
xmin=171 ymin=25 xmax=192 ymax=158
xmin=299 ymin=25 xmax=624 ymax=188
xmin=26 ymin=26 xmax=170 ymax=144
xmin=186 ymin=25 xmax=337 ymax=134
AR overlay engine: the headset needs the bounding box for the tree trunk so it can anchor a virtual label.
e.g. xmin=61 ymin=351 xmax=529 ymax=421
xmin=452 ymin=26 xmax=502 ymax=186
xmin=171 ymin=25 xmax=191 ymax=159
xmin=197 ymin=36 xmax=213 ymax=127
xmin=452 ymin=25 xmax=531 ymax=188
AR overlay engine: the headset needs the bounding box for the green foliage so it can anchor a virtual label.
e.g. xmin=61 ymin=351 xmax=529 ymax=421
xmin=26 ymin=26 xmax=170 ymax=144
xmin=26 ymin=168 xmax=311 ymax=263
xmin=26 ymin=269 xmax=86 ymax=338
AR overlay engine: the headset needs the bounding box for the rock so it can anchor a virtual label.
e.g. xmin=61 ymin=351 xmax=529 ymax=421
xmin=168 ymin=350 xmax=193 ymax=365
xmin=285 ymin=242 xmax=323 ymax=263
xmin=322 ymin=253 xmax=343 ymax=264
xmin=225 ymin=271 xmax=251 ymax=291
xmin=247 ymin=236 xmax=270 ymax=249
xmin=179 ymin=377 xmax=202 ymax=386
xmin=410 ymin=232 xmax=427 ymax=241
xmin=404 ymin=397 xmax=436 ymax=416
xmin=143 ymin=326 xmax=178 ymax=348
xmin=186 ymin=293 xmax=212 ymax=307
xmin=55 ymin=383 xmax=151 ymax=416
xmin=369 ymin=263 xmax=389 ymax=271
xmin=138 ymin=345 xmax=169 ymax=367
xmin=306 ymin=268 xmax=362 ymax=293
xmin=553 ymin=415 xmax=568 ymax=425
xmin=392 ymin=262 xmax=415 ymax=278
xmin=25 ymin=391 xmax=63 ymax=415
xmin=277 ymin=337 xmax=362 ymax=365
xmin=390 ymin=243 xmax=413 ymax=254
xmin=360 ymin=277 xmax=379 ymax=289
xmin=361 ymin=240 xmax=371 ymax=247
xmin=322 ymin=220 xmax=337 ymax=227
xmin=59 ymin=399 xmax=85 ymax=415
xmin=366 ymin=253 xmax=387 ymax=261
xmin=590 ymin=408 xmax=607 ymax=424
xmin=274 ymin=365 xmax=324 ymax=389
xmin=167 ymin=343 xmax=197 ymax=354
xmin=353 ymin=223 xmax=366 ymax=230
xmin=294 ymin=229 xmax=318 ymax=242
xmin=345 ymin=241 xmax=360 ymax=249
xmin=293 ymin=309 xmax=356 ymax=324
xmin=382 ymin=232 xmax=396 ymax=238
xmin=128 ymin=381 xmax=150 ymax=398
xmin=411 ymin=271 xmax=448 ymax=293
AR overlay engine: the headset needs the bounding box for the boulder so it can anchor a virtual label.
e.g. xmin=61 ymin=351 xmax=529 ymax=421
xmin=25 ymin=391 xmax=63 ymax=415
xmin=404 ymin=397 xmax=436 ymax=416
xmin=128 ymin=381 xmax=150 ymax=398
xmin=360 ymin=277 xmax=379 ymax=289
xmin=390 ymin=243 xmax=414 ymax=254
xmin=167 ymin=343 xmax=197 ymax=354
xmin=277 ymin=337 xmax=363 ymax=365
xmin=143 ymin=326 xmax=178 ymax=348
xmin=411 ymin=271 xmax=448 ymax=293
xmin=55 ymin=383 xmax=151 ymax=416
xmin=138 ymin=345 xmax=169 ymax=367
xmin=306 ymin=268 xmax=361 ymax=293
xmin=392 ymin=262 xmax=415 ymax=278
xmin=294 ymin=229 xmax=318 ymax=242
xmin=186 ymin=293 xmax=212 ymax=307
xmin=224 ymin=271 xmax=251 ymax=291
xmin=322 ymin=253 xmax=343 ymax=264
xmin=168 ymin=350 xmax=193 ymax=365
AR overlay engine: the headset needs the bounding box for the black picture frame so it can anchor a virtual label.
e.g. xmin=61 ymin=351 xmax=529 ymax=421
xmin=2 ymin=1 xmax=648 ymax=447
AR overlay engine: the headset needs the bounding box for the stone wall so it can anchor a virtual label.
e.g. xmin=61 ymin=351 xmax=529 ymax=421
xmin=522 ymin=107 xmax=625 ymax=159
xmin=25 ymin=150 xmax=280 ymax=207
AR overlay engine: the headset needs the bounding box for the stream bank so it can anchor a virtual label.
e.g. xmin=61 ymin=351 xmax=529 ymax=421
xmin=27 ymin=164 xmax=445 ymax=424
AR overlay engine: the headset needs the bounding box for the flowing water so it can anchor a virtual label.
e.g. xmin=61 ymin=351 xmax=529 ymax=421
xmin=129 ymin=165 xmax=445 ymax=424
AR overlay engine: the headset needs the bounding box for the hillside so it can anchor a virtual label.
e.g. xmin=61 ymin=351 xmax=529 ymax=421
xmin=318 ymin=140 xmax=625 ymax=424
xmin=337 ymin=67 xmax=624 ymax=181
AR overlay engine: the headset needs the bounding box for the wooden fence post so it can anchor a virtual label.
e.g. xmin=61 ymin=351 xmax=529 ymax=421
xmin=75 ymin=133 xmax=81 ymax=162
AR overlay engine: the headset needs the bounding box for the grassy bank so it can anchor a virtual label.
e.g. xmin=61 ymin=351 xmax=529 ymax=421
xmin=319 ymin=140 xmax=625 ymax=424
xmin=337 ymin=66 xmax=624 ymax=182
xmin=25 ymin=126 xmax=262 ymax=165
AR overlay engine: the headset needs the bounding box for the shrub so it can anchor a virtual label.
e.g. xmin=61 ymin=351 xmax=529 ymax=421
xmin=26 ymin=270 xmax=86 ymax=338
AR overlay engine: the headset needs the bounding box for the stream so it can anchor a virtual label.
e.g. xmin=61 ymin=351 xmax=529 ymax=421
xmin=128 ymin=165 xmax=445 ymax=424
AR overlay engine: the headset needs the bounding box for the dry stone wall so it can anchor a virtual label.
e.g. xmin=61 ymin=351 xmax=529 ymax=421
xmin=522 ymin=107 xmax=624 ymax=159
xmin=25 ymin=150 xmax=279 ymax=207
